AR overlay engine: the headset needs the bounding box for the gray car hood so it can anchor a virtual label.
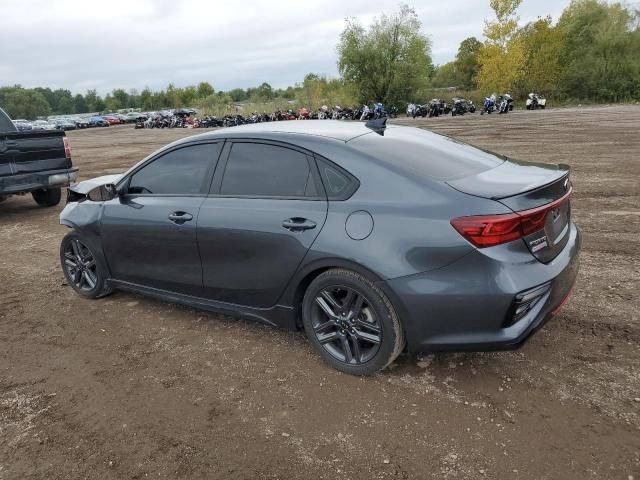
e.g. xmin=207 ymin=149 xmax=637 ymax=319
xmin=69 ymin=174 xmax=123 ymax=194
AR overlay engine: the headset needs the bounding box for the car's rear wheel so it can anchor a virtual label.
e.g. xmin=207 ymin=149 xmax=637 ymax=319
xmin=32 ymin=187 xmax=61 ymax=207
xmin=60 ymin=232 xmax=112 ymax=299
xmin=302 ymin=269 xmax=404 ymax=375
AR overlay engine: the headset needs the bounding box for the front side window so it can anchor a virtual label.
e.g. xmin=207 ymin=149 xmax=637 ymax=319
xmin=128 ymin=143 xmax=220 ymax=195
xmin=220 ymin=143 xmax=315 ymax=198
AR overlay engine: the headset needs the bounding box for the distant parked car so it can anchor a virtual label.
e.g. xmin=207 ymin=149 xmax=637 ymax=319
xmin=54 ymin=119 xmax=77 ymax=131
xmin=32 ymin=120 xmax=55 ymax=130
xmin=124 ymin=112 xmax=147 ymax=123
xmin=74 ymin=118 xmax=90 ymax=129
xmin=88 ymin=116 xmax=109 ymax=127
xmin=102 ymin=116 xmax=121 ymax=125
xmin=13 ymin=120 xmax=32 ymax=131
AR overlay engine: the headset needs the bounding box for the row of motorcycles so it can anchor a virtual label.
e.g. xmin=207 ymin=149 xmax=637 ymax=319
xmin=134 ymin=93 xmax=547 ymax=129
xmin=407 ymin=97 xmax=477 ymax=118
xmin=408 ymin=93 xmax=547 ymax=118
xmin=134 ymin=103 xmax=400 ymax=129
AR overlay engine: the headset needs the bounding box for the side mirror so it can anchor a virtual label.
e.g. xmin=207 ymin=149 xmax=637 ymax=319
xmin=87 ymin=183 xmax=118 ymax=202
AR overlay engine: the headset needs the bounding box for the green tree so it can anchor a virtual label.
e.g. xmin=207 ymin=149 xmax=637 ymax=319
xmin=0 ymin=88 xmax=51 ymax=119
xmin=253 ymin=82 xmax=274 ymax=100
xmin=196 ymin=82 xmax=214 ymax=98
xmin=477 ymin=0 xmax=527 ymax=94
xmin=557 ymin=0 xmax=640 ymax=101
xmin=111 ymin=89 xmax=130 ymax=110
xmin=180 ymin=85 xmax=198 ymax=106
xmin=84 ymin=89 xmax=101 ymax=112
xmin=454 ymin=37 xmax=483 ymax=89
xmin=140 ymin=87 xmax=153 ymax=110
xmin=74 ymin=94 xmax=88 ymax=113
xmin=431 ymin=62 xmax=457 ymax=87
xmin=518 ymin=17 xmax=565 ymax=97
xmin=337 ymin=4 xmax=433 ymax=105
xmin=227 ymin=88 xmax=247 ymax=102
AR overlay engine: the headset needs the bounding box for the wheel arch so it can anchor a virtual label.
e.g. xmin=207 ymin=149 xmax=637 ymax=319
xmin=280 ymin=257 xmax=386 ymax=329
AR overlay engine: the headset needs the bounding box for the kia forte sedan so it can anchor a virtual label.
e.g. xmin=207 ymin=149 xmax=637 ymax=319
xmin=59 ymin=120 xmax=580 ymax=375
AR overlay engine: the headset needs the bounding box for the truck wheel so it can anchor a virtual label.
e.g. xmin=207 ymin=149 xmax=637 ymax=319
xmin=32 ymin=188 xmax=62 ymax=207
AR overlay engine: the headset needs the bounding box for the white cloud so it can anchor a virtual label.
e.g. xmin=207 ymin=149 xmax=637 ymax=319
xmin=1 ymin=0 xmax=572 ymax=94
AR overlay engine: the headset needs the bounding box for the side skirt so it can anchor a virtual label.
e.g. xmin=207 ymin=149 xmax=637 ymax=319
xmin=108 ymin=279 xmax=298 ymax=330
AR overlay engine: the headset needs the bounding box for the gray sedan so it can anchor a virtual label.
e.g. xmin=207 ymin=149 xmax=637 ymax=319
xmin=59 ymin=120 xmax=580 ymax=375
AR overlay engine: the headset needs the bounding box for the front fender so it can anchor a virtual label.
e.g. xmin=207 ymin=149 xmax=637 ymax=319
xmin=59 ymin=201 xmax=111 ymax=277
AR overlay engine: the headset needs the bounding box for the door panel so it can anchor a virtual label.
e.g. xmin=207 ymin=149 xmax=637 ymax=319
xmin=102 ymin=196 xmax=205 ymax=296
xmin=197 ymin=197 xmax=327 ymax=307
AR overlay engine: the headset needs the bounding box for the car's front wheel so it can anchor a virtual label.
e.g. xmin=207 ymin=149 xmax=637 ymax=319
xmin=302 ymin=269 xmax=405 ymax=375
xmin=60 ymin=232 xmax=113 ymax=299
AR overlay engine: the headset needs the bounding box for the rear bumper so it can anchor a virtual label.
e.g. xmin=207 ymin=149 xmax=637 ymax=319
xmin=0 ymin=168 xmax=78 ymax=195
xmin=381 ymin=223 xmax=581 ymax=352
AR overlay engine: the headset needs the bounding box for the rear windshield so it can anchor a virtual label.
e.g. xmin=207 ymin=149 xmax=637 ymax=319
xmin=348 ymin=126 xmax=503 ymax=181
xmin=0 ymin=108 xmax=17 ymax=132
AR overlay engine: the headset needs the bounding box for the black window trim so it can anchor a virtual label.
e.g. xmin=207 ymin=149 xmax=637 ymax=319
xmin=118 ymin=140 xmax=224 ymax=198
xmin=209 ymin=139 xmax=326 ymax=201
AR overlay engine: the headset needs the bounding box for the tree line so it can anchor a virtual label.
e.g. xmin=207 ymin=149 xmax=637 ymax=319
xmin=1 ymin=0 xmax=638 ymax=120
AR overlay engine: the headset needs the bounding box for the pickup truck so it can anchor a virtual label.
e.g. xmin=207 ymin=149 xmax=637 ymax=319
xmin=0 ymin=107 xmax=77 ymax=207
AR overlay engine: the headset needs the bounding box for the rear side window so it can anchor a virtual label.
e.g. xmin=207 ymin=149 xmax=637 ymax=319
xmin=128 ymin=143 xmax=220 ymax=195
xmin=220 ymin=143 xmax=315 ymax=198
xmin=316 ymin=158 xmax=359 ymax=200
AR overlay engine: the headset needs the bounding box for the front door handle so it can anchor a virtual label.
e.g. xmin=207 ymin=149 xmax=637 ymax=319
xmin=282 ymin=217 xmax=316 ymax=232
xmin=168 ymin=211 xmax=193 ymax=224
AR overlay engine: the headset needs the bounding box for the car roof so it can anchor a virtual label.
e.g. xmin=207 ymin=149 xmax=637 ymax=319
xmin=193 ymin=120 xmax=377 ymax=143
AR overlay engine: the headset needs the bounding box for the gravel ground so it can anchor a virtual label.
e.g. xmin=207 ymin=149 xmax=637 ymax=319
xmin=0 ymin=105 xmax=638 ymax=479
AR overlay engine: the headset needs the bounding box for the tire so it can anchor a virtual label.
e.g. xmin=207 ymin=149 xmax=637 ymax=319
xmin=60 ymin=232 xmax=113 ymax=299
xmin=301 ymin=269 xmax=405 ymax=375
xmin=32 ymin=188 xmax=61 ymax=207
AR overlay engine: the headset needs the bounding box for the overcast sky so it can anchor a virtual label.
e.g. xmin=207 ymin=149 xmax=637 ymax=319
xmin=1 ymin=0 xmax=573 ymax=95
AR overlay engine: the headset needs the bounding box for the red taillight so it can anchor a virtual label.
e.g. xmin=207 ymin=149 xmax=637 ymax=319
xmin=451 ymin=187 xmax=572 ymax=248
xmin=63 ymin=137 xmax=71 ymax=159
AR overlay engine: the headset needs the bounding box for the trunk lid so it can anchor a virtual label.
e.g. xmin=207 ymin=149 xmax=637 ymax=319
xmin=447 ymin=159 xmax=572 ymax=263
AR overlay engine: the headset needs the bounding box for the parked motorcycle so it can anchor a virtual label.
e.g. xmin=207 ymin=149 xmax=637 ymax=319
xmin=430 ymin=99 xmax=451 ymax=116
xmin=526 ymin=93 xmax=546 ymax=110
xmin=498 ymin=93 xmax=513 ymax=114
xmin=480 ymin=95 xmax=496 ymax=115
xmin=451 ymin=97 xmax=475 ymax=116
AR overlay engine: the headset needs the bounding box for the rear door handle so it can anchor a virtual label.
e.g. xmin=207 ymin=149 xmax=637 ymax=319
xmin=168 ymin=211 xmax=193 ymax=224
xmin=282 ymin=217 xmax=316 ymax=232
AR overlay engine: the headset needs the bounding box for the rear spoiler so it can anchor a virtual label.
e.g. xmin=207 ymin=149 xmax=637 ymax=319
xmin=447 ymin=160 xmax=569 ymax=200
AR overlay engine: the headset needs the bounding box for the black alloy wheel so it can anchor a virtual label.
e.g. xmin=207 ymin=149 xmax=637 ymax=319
xmin=63 ymin=238 xmax=98 ymax=292
xmin=302 ymin=269 xmax=404 ymax=375
xmin=311 ymin=286 xmax=382 ymax=365
xmin=60 ymin=232 xmax=112 ymax=299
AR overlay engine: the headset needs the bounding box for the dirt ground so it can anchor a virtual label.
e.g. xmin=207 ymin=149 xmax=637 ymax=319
xmin=1 ymin=106 xmax=638 ymax=479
